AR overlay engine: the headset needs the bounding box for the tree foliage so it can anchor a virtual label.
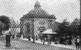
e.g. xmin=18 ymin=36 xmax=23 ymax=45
xmin=57 ymin=19 xmax=70 ymax=36
xmin=0 ymin=21 xmax=5 ymax=30
xmin=0 ymin=16 xmax=10 ymax=35
xmin=0 ymin=16 xmax=10 ymax=30
xmin=70 ymin=18 xmax=80 ymax=36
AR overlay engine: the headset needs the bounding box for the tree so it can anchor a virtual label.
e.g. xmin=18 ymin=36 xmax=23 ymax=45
xmin=70 ymin=18 xmax=80 ymax=36
xmin=57 ymin=19 xmax=69 ymax=36
xmin=10 ymin=17 xmax=19 ymax=28
xmin=56 ymin=19 xmax=73 ymax=44
xmin=0 ymin=16 xmax=10 ymax=35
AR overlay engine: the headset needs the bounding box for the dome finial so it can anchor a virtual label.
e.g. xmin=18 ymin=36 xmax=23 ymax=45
xmin=34 ymin=1 xmax=41 ymax=8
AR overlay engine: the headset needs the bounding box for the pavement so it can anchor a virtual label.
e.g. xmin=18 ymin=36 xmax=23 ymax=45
xmin=21 ymin=38 xmax=76 ymax=50
xmin=0 ymin=38 xmax=77 ymax=50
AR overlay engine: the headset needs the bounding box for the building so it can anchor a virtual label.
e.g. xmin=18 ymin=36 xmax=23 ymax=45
xmin=20 ymin=1 xmax=56 ymax=39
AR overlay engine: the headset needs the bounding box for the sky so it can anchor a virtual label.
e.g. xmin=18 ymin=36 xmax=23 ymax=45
xmin=0 ymin=0 xmax=80 ymax=23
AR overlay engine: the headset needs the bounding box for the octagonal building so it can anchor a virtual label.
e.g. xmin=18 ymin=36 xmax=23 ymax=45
xmin=20 ymin=1 xmax=56 ymax=38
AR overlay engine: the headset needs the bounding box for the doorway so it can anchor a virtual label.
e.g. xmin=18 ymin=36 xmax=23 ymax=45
xmin=26 ymin=23 xmax=31 ymax=40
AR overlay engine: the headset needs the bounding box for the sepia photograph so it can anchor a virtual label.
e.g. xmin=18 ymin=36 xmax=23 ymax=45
xmin=0 ymin=0 xmax=80 ymax=50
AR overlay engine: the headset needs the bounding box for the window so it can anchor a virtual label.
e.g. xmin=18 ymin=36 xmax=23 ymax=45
xmin=39 ymin=20 xmax=45 ymax=25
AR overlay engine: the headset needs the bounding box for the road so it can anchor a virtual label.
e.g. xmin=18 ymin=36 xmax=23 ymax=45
xmin=0 ymin=38 xmax=76 ymax=50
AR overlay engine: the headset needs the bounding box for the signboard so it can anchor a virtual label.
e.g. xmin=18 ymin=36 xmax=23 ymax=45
xmin=39 ymin=26 xmax=46 ymax=32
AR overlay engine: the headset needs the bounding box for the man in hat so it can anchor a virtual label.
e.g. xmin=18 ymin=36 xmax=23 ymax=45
xmin=5 ymin=29 xmax=12 ymax=48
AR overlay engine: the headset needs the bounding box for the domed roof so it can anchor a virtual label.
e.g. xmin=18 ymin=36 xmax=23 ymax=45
xmin=28 ymin=1 xmax=49 ymax=16
xmin=28 ymin=8 xmax=48 ymax=16
xmin=21 ymin=1 xmax=56 ymax=20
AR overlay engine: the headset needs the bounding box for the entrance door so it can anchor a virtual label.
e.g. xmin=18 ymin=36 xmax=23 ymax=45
xmin=26 ymin=23 xmax=30 ymax=36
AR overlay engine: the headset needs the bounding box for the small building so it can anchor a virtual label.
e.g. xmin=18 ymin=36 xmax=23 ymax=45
xmin=20 ymin=1 xmax=56 ymax=39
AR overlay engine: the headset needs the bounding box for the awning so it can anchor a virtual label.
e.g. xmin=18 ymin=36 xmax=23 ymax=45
xmin=42 ymin=29 xmax=57 ymax=34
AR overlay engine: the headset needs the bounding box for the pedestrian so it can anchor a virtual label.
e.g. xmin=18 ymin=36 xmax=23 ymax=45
xmin=75 ymin=36 xmax=81 ymax=50
xmin=5 ymin=29 xmax=12 ymax=48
